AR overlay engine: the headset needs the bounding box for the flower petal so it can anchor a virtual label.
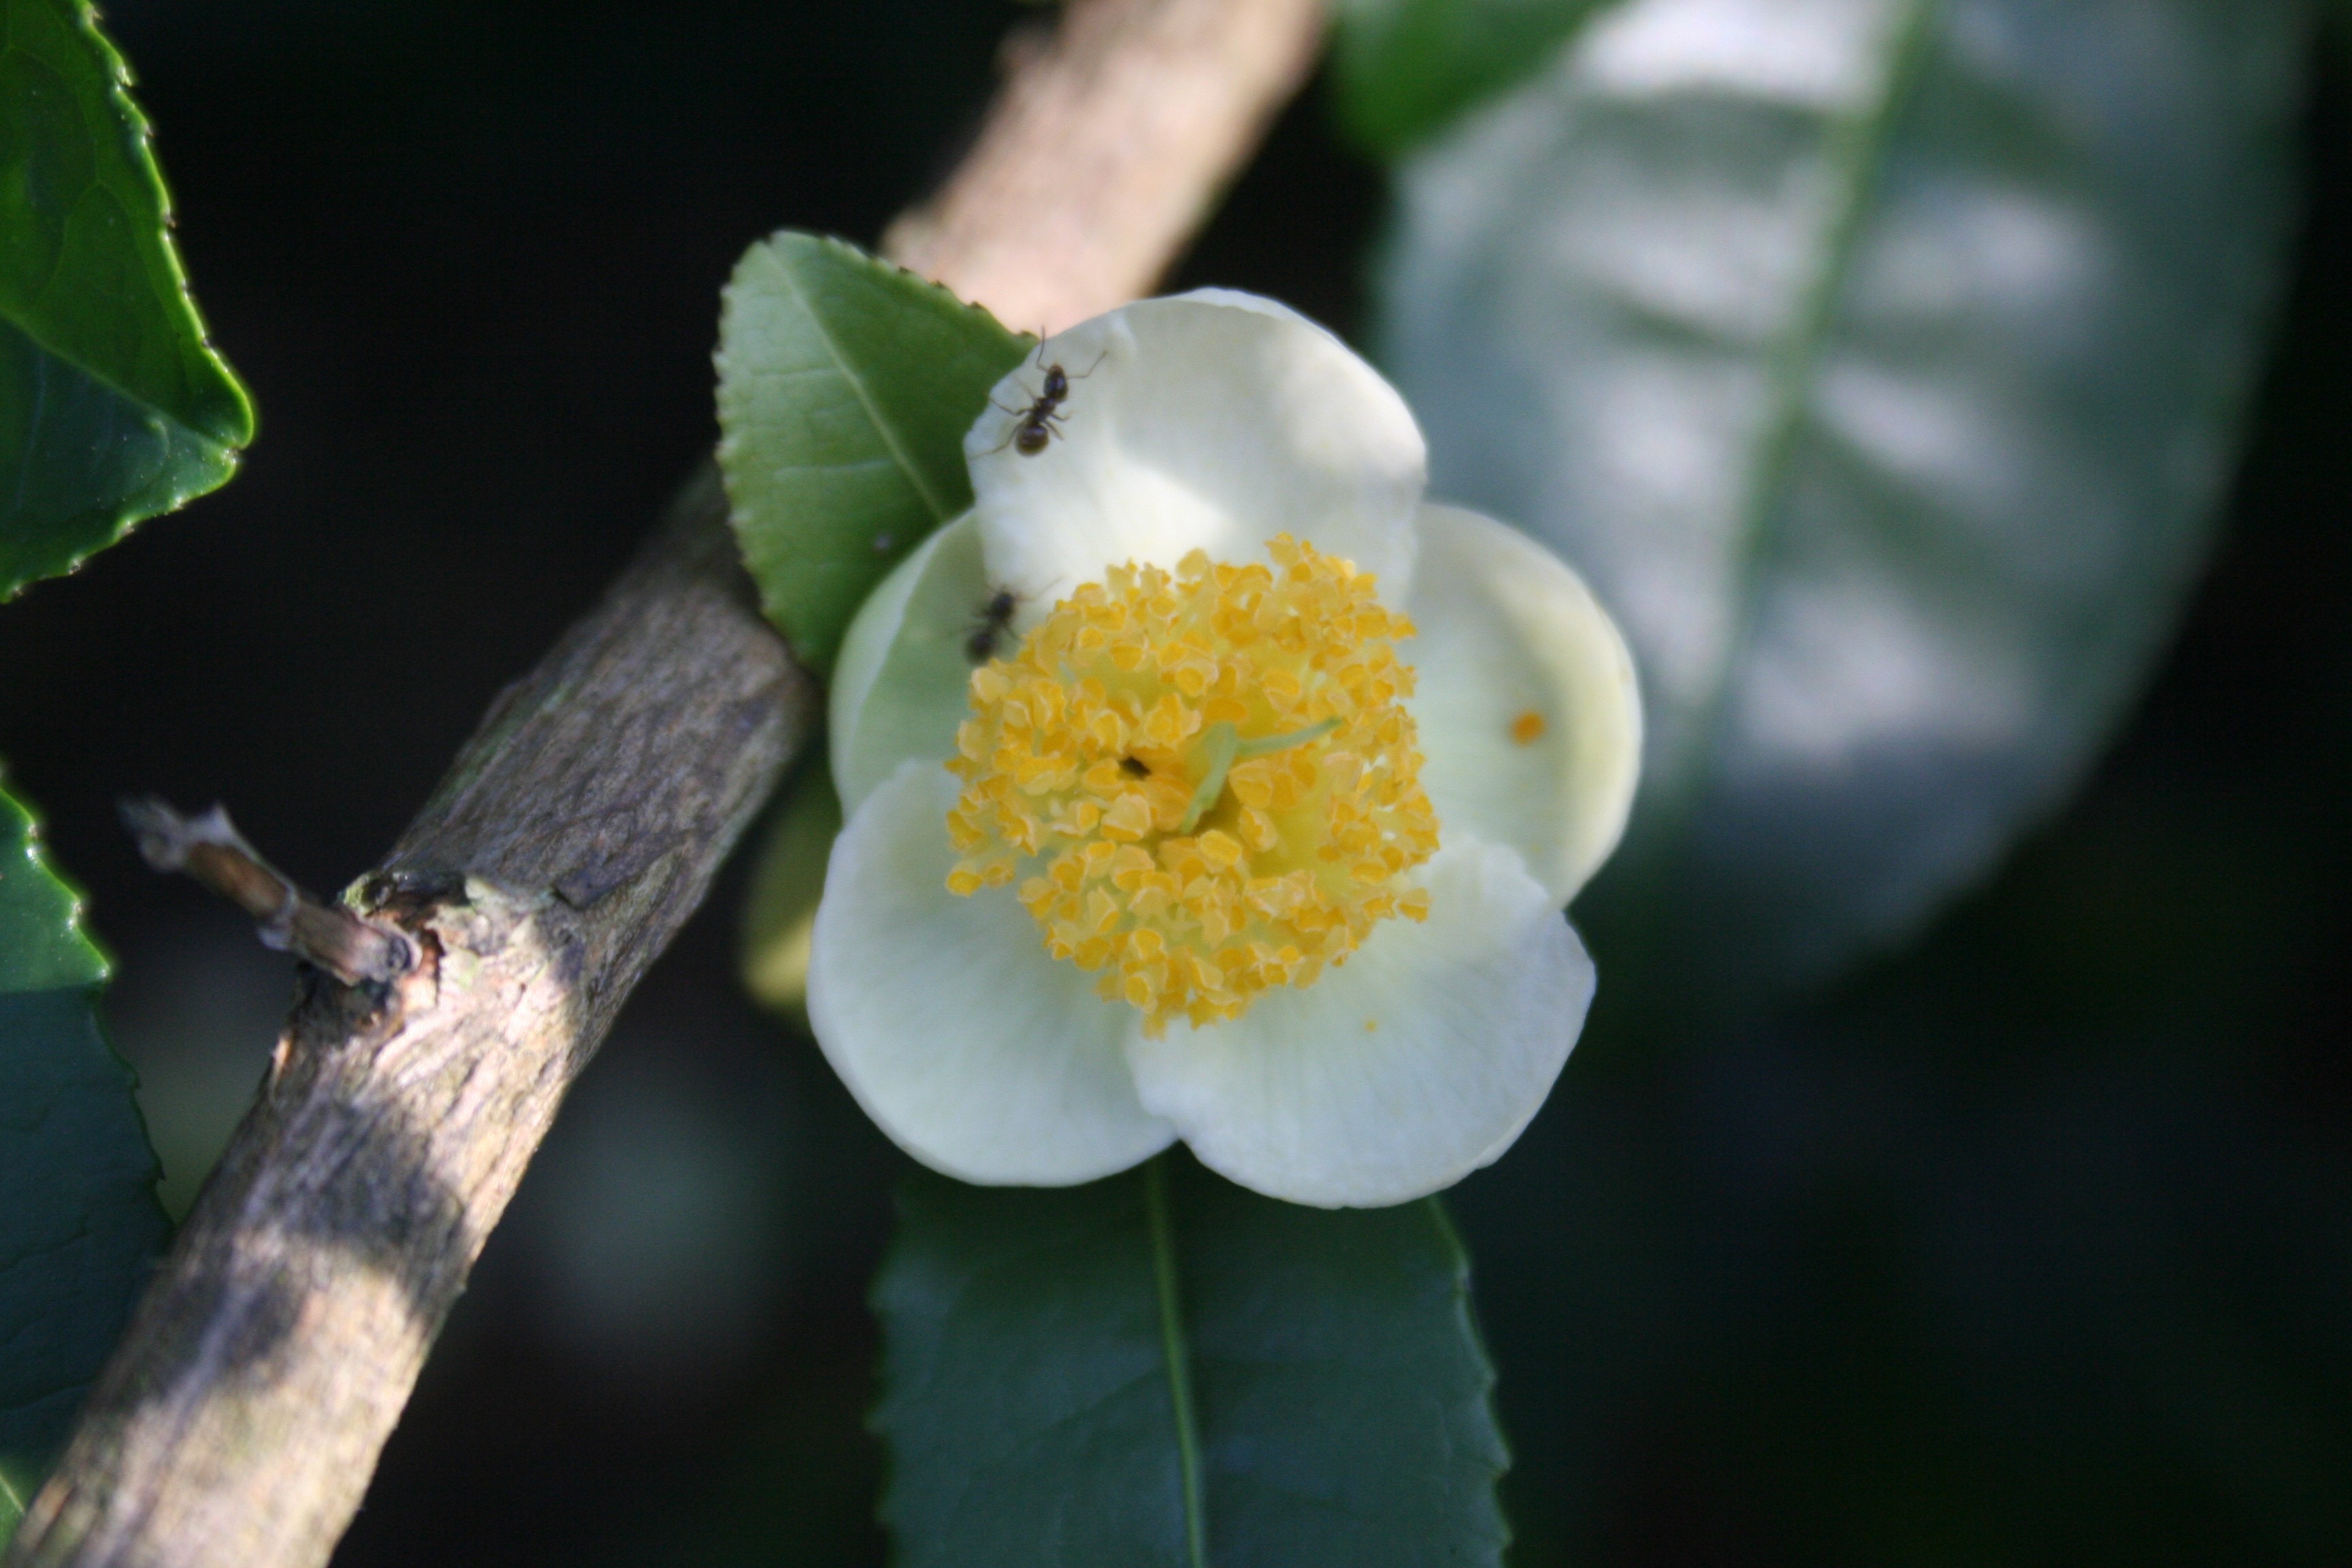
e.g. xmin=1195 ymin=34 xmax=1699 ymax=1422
xmin=808 ymin=761 xmax=1176 ymax=1185
xmin=1125 ymin=839 xmax=1592 ymax=1207
xmin=967 ymin=291 xmax=1426 ymax=610
xmin=1406 ymin=504 xmax=1642 ymax=906
xmin=830 ymin=514 xmax=990 ymax=815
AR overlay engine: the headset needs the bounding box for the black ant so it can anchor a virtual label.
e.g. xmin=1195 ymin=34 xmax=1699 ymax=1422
xmin=965 ymin=588 xmax=1020 ymax=664
xmin=991 ymin=348 xmax=1104 ymax=457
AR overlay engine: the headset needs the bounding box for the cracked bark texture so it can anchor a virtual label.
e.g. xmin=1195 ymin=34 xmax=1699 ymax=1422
xmin=3 ymin=1 xmax=1326 ymax=1565
xmin=7 ymin=474 xmax=810 ymax=1568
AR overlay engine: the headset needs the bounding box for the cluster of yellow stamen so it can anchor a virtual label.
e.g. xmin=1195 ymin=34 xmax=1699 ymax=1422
xmin=945 ymin=536 xmax=1439 ymax=1034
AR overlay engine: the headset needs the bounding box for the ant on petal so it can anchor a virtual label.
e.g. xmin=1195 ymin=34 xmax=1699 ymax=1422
xmin=965 ymin=588 xmax=1020 ymax=664
xmin=988 ymin=344 xmax=1105 ymax=457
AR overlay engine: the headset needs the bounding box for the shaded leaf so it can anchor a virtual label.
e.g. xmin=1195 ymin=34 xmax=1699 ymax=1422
xmin=0 ymin=781 xmax=169 ymax=1543
xmin=716 ymin=231 xmax=1032 ymax=672
xmin=738 ymin=750 xmax=840 ymax=1027
xmin=873 ymin=1154 xmax=1508 ymax=1568
xmin=1333 ymin=0 xmax=1615 ymax=159
xmin=1374 ymin=0 xmax=2303 ymax=1010
xmin=1 ymin=0 xmax=254 ymax=600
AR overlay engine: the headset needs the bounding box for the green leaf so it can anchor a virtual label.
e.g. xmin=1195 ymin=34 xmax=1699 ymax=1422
xmin=716 ymin=231 xmax=1032 ymax=672
xmin=1 ymin=0 xmax=255 ymax=601
xmin=0 ymin=781 xmax=170 ymax=1543
xmin=873 ymin=1154 xmax=1509 ymax=1568
xmin=0 ymin=794 xmax=100 ymax=1000
xmin=738 ymin=750 xmax=841 ymax=1027
xmin=1373 ymin=0 xmax=2302 ymax=1012
xmin=2 ymin=4 xmax=228 ymax=1533
xmin=1332 ymin=0 xmax=1615 ymax=159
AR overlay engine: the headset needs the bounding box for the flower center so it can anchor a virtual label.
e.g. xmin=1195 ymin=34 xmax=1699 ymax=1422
xmin=945 ymin=536 xmax=1439 ymax=1034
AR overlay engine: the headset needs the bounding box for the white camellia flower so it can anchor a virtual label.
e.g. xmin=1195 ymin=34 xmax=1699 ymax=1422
xmin=808 ymin=290 xmax=1641 ymax=1208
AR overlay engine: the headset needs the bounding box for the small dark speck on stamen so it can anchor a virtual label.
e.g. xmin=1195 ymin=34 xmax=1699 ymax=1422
xmin=1120 ymin=757 xmax=1149 ymax=777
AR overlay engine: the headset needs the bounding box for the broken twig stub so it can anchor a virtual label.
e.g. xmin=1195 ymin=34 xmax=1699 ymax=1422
xmin=121 ymin=797 xmax=416 ymax=987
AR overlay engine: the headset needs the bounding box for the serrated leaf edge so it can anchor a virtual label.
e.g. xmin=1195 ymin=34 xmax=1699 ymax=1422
xmin=0 ymin=775 xmax=109 ymax=987
xmin=0 ymin=1 xmax=255 ymax=451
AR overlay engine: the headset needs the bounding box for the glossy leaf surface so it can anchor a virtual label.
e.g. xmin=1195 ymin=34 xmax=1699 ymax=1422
xmin=874 ymin=1156 xmax=1508 ymax=1568
xmin=0 ymin=783 xmax=169 ymax=1541
xmin=717 ymin=231 xmax=1032 ymax=672
xmin=0 ymin=0 xmax=253 ymax=600
xmin=1375 ymin=0 xmax=2302 ymax=1008
xmin=1333 ymin=0 xmax=1613 ymax=159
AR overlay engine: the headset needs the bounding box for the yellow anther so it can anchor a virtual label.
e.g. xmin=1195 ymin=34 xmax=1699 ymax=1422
xmin=1197 ymin=830 xmax=1245 ymax=871
xmin=1102 ymin=793 xmax=1154 ymax=840
xmin=945 ymin=537 xmax=1439 ymax=1033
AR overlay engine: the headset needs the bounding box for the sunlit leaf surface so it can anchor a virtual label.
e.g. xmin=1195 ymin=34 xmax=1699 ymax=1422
xmin=1375 ymin=0 xmax=2302 ymax=1007
xmin=716 ymin=231 xmax=1032 ymax=672
xmin=0 ymin=0 xmax=253 ymax=600
xmin=0 ymin=783 xmax=169 ymax=1544
xmin=874 ymin=1156 xmax=1509 ymax=1568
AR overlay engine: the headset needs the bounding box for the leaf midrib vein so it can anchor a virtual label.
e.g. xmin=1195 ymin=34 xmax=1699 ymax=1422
xmin=1676 ymin=0 xmax=1942 ymax=805
xmin=767 ymin=263 xmax=954 ymax=525
xmin=1145 ymin=1156 xmax=1212 ymax=1568
xmin=0 ymin=312 xmax=238 ymax=513
xmin=0 ymin=299 xmax=244 ymax=457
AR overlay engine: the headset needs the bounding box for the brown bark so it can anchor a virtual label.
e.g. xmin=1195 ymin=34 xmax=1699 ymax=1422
xmin=3 ymin=2 xmax=1326 ymax=1565
xmin=885 ymin=0 xmax=1325 ymax=336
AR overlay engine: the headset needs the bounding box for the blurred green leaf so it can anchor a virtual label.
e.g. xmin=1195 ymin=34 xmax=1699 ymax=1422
xmin=0 ymin=781 xmax=169 ymax=1544
xmin=716 ymin=230 xmax=1031 ymax=672
xmin=1 ymin=0 xmax=254 ymax=601
xmin=1332 ymin=0 xmax=1614 ymax=159
xmin=1375 ymin=0 xmax=2302 ymax=1012
xmin=873 ymin=1155 xmax=1509 ymax=1568
xmin=738 ymin=750 xmax=840 ymax=1028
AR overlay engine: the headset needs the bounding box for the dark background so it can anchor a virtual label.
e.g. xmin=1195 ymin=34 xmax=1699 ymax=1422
xmin=0 ymin=3 xmax=2345 ymax=1563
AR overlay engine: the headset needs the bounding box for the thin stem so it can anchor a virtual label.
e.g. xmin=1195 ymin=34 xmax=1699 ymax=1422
xmin=120 ymin=798 xmax=414 ymax=986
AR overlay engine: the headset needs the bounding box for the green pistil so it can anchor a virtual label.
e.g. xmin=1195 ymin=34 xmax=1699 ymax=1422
xmin=1235 ymin=717 xmax=1341 ymax=760
xmin=1176 ymin=718 xmax=1339 ymax=834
